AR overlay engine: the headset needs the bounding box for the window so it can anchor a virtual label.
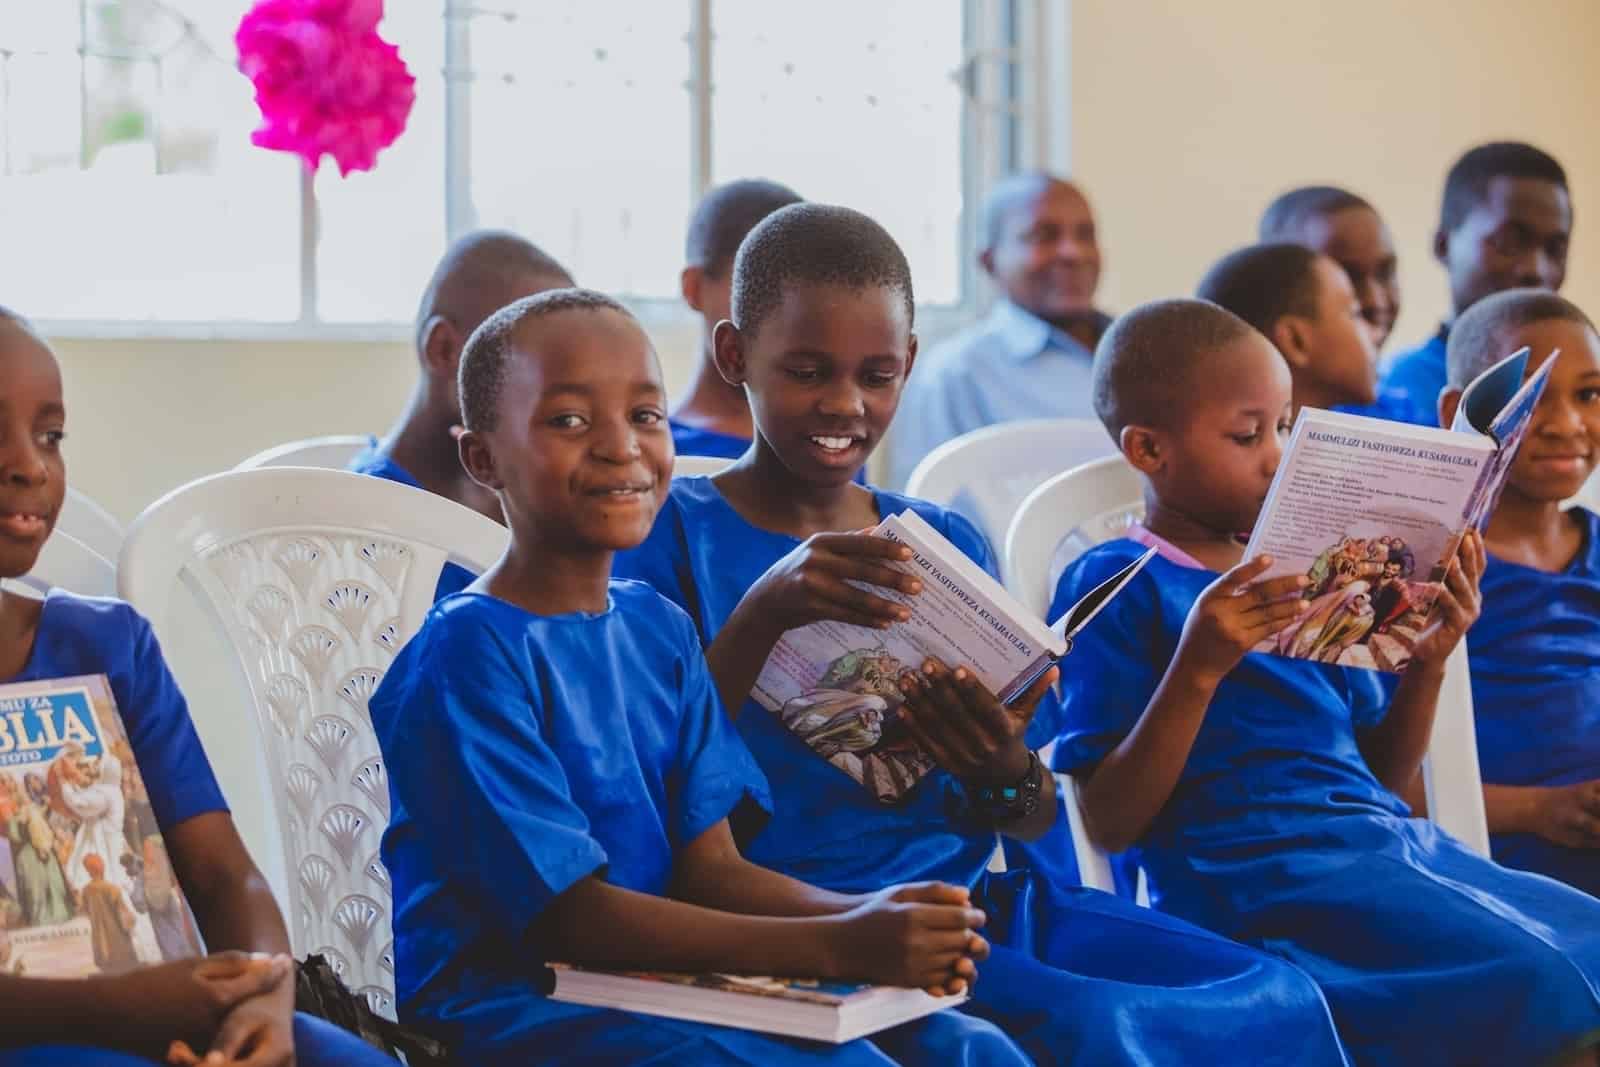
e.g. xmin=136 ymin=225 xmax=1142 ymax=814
xmin=11 ymin=0 xmax=1043 ymax=335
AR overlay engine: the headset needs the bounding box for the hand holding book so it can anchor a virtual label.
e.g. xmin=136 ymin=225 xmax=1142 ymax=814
xmin=1176 ymin=557 xmax=1310 ymax=688
xmin=747 ymin=532 xmax=922 ymax=635
xmin=829 ymin=881 xmax=989 ymax=997
xmin=896 ymin=658 xmax=1056 ymax=786
xmin=1402 ymin=530 xmax=1484 ymax=671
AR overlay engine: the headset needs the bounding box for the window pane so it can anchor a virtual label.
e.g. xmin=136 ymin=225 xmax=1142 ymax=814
xmin=314 ymin=0 xmax=446 ymax=323
xmin=712 ymin=0 xmax=966 ymax=305
xmin=0 ymin=0 xmax=300 ymax=322
xmin=467 ymin=3 xmax=692 ymax=300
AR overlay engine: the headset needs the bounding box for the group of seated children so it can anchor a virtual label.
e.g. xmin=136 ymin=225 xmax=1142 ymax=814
xmin=4 ymin=154 xmax=1599 ymax=1065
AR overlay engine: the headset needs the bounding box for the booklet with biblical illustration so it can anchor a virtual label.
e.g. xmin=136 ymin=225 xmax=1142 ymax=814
xmin=547 ymin=964 xmax=962 ymax=1043
xmin=1243 ymin=346 xmax=1554 ymax=673
xmin=752 ymin=508 xmax=1155 ymax=802
xmin=0 ymin=674 xmax=203 ymax=977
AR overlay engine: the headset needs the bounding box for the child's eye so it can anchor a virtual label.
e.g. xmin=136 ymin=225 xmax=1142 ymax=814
xmin=549 ymin=413 xmax=588 ymax=430
xmin=1230 ymin=431 xmax=1261 ymax=445
xmin=1577 ymin=388 xmax=1600 ymax=406
xmin=633 ymin=407 xmax=665 ymax=425
xmin=863 ymin=371 xmax=897 ymax=388
xmin=786 ymin=367 xmax=820 ymax=383
xmin=35 ymin=430 xmax=64 ymax=450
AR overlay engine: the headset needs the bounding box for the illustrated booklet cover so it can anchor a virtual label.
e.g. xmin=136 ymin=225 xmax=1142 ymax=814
xmin=546 ymin=963 xmax=963 ymax=1043
xmin=0 ymin=674 xmax=203 ymax=977
xmin=1243 ymin=346 xmax=1555 ymax=673
xmin=753 ymin=508 xmax=1155 ymax=802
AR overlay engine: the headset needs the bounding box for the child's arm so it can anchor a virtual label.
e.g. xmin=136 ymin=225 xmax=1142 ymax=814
xmin=536 ymin=821 xmax=987 ymax=995
xmin=896 ymin=661 xmax=1061 ymax=841
xmin=1356 ymin=533 xmax=1485 ymax=794
xmin=1075 ymin=558 xmax=1309 ymax=852
xmin=705 ymin=533 xmax=923 ymax=716
xmin=0 ymin=954 xmax=288 ymax=1056
xmin=1482 ymin=781 xmax=1600 ymax=847
xmin=161 ymin=811 xmax=299 ymax=1066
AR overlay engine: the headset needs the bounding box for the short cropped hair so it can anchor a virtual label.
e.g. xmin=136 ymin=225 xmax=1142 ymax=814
xmin=1091 ymin=299 xmax=1255 ymax=439
xmin=685 ymin=179 xmax=803 ymax=277
xmin=731 ymin=203 xmax=914 ymax=339
xmin=1258 ymin=185 xmax=1372 ymax=241
xmin=1440 ymin=142 xmax=1568 ymax=235
xmin=1446 ymin=288 xmax=1596 ymax=389
xmin=415 ymin=230 xmax=573 ymax=352
xmin=459 ymin=288 xmax=631 ymax=432
xmin=979 ymin=171 xmax=1079 ymax=250
xmin=1196 ymin=243 xmax=1322 ymax=340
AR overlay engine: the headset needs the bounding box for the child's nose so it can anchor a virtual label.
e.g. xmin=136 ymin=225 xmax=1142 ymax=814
xmin=817 ymin=380 xmax=866 ymax=416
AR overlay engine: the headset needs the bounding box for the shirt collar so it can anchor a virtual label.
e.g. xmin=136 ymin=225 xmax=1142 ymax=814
xmin=987 ymin=300 xmax=1101 ymax=363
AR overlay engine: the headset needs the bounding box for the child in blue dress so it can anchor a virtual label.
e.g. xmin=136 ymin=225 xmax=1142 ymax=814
xmin=0 ymin=310 xmax=395 ymax=1066
xmin=615 ymin=203 xmax=1349 ymax=1066
xmin=1051 ymin=296 xmax=1600 ymax=1066
xmin=369 ymin=288 xmax=1024 ymax=1066
xmin=1438 ymin=288 xmax=1600 ymax=898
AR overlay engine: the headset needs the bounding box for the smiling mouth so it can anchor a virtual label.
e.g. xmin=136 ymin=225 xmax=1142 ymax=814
xmin=0 ymin=511 xmax=49 ymax=538
xmin=587 ymin=485 xmax=653 ymax=498
xmin=809 ymin=434 xmax=863 ymax=454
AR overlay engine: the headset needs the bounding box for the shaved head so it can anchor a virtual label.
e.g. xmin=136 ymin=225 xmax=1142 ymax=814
xmin=414 ymin=230 xmax=574 ymax=354
xmin=1446 ymin=288 xmax=1596 ymax=389
xmin=1092 ymin=299 xmax=1256 ymax=438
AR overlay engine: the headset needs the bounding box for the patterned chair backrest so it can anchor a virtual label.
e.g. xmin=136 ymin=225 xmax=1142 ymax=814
xmin=118 ymin=468 xmax=507 ymax=1015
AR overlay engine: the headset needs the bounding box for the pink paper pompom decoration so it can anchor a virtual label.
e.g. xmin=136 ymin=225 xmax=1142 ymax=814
xmin=236 ymin=0 xmax=416 ymax=176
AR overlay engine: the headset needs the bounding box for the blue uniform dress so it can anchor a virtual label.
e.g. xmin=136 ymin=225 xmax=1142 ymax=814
xmin=670 ymin=419 xmax=753 ymax=461
xmin=347 ymin=438 xmax=475 ymax=599
xmin=1472 ymin=507 xmax=1600 ymax=896
xmin=1377 ymin=325 xmax=1449 ymax=427
xmin=613 ymin=476 xmax=1350 ymax=1067
xmin=371 ymin=583 xmax=1027 ymax=1066
xmin=0 ymin=591 xmax=393 ymax=1067
xmin=1052 ymin=536 xmax=1600 ymax=1067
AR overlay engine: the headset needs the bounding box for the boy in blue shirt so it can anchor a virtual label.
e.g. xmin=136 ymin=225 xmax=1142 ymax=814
xmin=1198 ymin=242 xmax=1386 ymax=419
xmin=617 ymin=203 xmax=1348 ymax=1065
xmin=1259 ymin=185 xmax=1401 ymax=352
xmin=1051 ymin=297 xmax=1600 ymax=1066
xmin=673 ymin=178 xmax=804 ymax=460
xmin=0 ymin=310 xmax=394 ymax=1067
xmin=1439 ymin=288 xmax=1600 ymax=897
xmin=371 ymin=288 xmax=1020 ymax=1065
xmin=1383 ymin=141 xmax=1573 ymax=425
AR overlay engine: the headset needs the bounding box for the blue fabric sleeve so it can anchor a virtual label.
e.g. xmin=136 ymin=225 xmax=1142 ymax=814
xmin=666 ymin=610 xmax=773 ymax=846
xmin=117 ymin=609 xmax=229 ymax=830
xmin=1349 ymin=668 xmax=1394 ymax=729
xmin=1048 ymin=553 xmax=1170 ymax=774
xmin=387 ymin=619 xmax=607 ymax=933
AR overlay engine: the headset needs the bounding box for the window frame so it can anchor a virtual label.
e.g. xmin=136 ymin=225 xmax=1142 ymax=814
xmin=36 ymin=0 xmax=1069 ymax=342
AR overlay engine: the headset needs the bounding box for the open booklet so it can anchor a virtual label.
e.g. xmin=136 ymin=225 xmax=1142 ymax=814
xmin=753 ymin=509 xmax=1156 ymax=803
xmin=1243 ymin=346 xmax=1555 ymax=673
xmin=547 ymin=964 xmax=962 ymax=1043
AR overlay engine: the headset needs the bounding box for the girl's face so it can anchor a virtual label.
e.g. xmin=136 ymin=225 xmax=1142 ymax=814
xmin=0 ymin=324 xmax=65 ymax=581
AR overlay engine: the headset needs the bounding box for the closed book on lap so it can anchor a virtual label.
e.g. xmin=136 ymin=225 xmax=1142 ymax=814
xmin=545 ymin=963 xmax=963 ymax=1043
xmin=0 ymin=673 xmax=203 ymax=977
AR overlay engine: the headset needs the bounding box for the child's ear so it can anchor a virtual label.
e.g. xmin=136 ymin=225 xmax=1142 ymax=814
xmin=902 ymin=333 xmax=920 ymax=381
xmin=457 ymin=429 xmax=504 ymax=492
xmin=1119 ymin=424 xmax=1164 ymax=475
xmin=712 ymin=320 xmax=748 ymax=386
xmin=1438 ymin=386 xmax=1464 ymax=429
xmin=1270 ymin=318 xmax=1313 ymax=371
xmin=420 ymin=315 xmax=462 ymax=379
xmin=1432 ymin=227 xmax=1451 ymax=267
xmin=681 ymin=266 xmax=705 ymax=313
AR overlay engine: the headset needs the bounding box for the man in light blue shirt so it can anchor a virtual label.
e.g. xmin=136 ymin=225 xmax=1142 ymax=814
xmin=890 ymin=172 xmax=1111 ymax=488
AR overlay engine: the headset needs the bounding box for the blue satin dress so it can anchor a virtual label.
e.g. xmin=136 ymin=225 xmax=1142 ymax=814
xmin=1472 ymin=507 xmax=1600 ymax=896
xmin=613 ymin=476 xmax=1350 ymax=1066
xmin=371 ymin=583 xmax=1028 ymax=1065
xmin=1052 ymin=537 xmax=1600 ymax=1067
xmin=0 ymin=592 xmax=394 ymax=1067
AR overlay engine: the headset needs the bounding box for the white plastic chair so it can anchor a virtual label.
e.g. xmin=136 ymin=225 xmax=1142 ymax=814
xmin=1003 ymin=456 xmax=1491 ymax=894
xmin=904 ymin=418 xmax=1115 ymax=552
xmin=674 ymin=454 xmax=733 ymax=477
xmin=118 ymin=467 xmax=508 ymax=1015
xmin=8 ymin=529 xmax=116 ymax=599
xmin=235 ymin=435 xmax=373 ymax=471
xmin=58 ymin=487 xmax=124 ymax=562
